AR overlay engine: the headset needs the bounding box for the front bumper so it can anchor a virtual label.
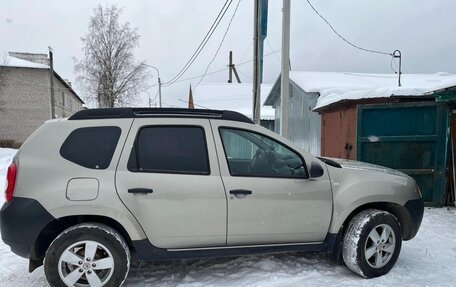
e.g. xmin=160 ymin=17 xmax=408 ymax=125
xmin=0 ymin=197 xmax=55 ymax=258
xmin=403 ymin=198 xmax=424 ymax=240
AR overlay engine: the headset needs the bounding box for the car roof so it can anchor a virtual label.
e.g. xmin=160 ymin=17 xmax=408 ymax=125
xmin=68 ymin=108 xmax=254 ymax=124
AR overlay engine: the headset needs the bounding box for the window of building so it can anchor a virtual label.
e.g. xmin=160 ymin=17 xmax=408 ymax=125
xmin=60 ymin=126 xmax=121 ymax=169
xmin=130 ymin=126 xmax=210 ymax=175
xmin=219 ymin=128 xmax=307 ymax=178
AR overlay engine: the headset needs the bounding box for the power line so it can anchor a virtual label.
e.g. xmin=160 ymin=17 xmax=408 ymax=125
xmin=237 ymin=68 xmax=252 ymax=80
xmin=163 ymin=0 xmax=233 ymax=86
xmin=390 ymin=55 xmax=401 ymax=73
xmin=390 ymin=57 xmax=397 ymax=73
xmin=178 ymin=98 xmax=210 ymax=109
xmin=239 ymin=42 xmax=252 ymax=63
xmin=305 ymin=0 xmax=392 ymax=56
xmin=194 ymin=0 xmax=242 ymax=89
xmin=152 ymin=89 xmax=160 ymax=103
xmin=164 ymin=0 xmax=232 ymax=85
xmin=343 ymin=72 xmax=396 ymax=79
xmin=163 ymin=48 xmax=280 ymax=86
xmin=169 ymin=67 xmax=228 ymax=85
xmin=266 ymin=38 xmax=281 ymax=62
xmin=237 ymin=48 xmax=281 ymax=66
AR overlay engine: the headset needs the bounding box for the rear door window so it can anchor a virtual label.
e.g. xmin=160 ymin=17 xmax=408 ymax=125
xmin=130 ymin=126 xmax=210 ymax=175
xmin=60 ymin=126 xmax=121 ymax=169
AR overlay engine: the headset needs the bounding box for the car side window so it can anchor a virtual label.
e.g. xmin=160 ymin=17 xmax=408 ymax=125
xmin=60 ymin=126 xmax=121 ymax=169
xmin=129 ymin=126 xmax=210 ymax=175
xmin=219 ymin=128 xmax=308 ymax=178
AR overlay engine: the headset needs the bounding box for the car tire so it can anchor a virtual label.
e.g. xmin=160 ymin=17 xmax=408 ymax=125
xmin=342 ymin=209 xmax=402 ymax=278
xmin=44 ymin=223 xmax=130 ymax=287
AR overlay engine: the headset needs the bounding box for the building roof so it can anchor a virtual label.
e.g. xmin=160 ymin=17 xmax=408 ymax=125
xmin=1 ymin=54 xmax=49 ymax=69
xmin=1 ymin=53 xmax=85 ymax=104
xmin=265 ymin=71 xmax=456 ymax=111
xmin=192 ymin=83 xmax=275 ymax=120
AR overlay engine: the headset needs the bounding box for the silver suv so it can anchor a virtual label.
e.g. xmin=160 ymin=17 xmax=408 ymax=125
xmin=1 ymin=108 xmax=424 ymax=286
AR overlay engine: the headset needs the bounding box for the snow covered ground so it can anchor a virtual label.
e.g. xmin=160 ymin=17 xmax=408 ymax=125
xmin=1 ymin=148 xmax=455 ymax=286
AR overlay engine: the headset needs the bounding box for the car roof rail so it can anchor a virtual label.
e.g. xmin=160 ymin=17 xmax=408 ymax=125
xmin=68 ymin=108 xmax=254 ymax=124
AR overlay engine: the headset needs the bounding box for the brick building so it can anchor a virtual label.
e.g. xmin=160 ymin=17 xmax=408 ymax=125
xmin=0 ymin=52 xmax=84 ymax=146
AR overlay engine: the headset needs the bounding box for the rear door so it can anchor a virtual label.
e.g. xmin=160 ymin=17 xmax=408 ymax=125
xmin=211 ymin=120 xmax=333 ymax=245
xmin=115 ymin=118 xmax=227 ymax=249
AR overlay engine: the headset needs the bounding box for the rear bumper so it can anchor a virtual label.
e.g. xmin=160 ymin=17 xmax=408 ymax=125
xmin=0 ymin=197 xmax=55 ymax=259
xmin=403 ymin=198 xmax=424 ymax=240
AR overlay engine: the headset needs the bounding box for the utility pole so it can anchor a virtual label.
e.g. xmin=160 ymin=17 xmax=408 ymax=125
xmin=280 ymin=0 xmax=290 ymax=138
xmin=229 ymin=51 xmax=233 ymax=83
xmin=393 ymin=50 xmax=402 ymax=87
xmin=228 ymin=51 xmax=241 ymax=83
xmin=143 ymin=63 xmax=162 ymax=107
xmin=49 ymin=47 xmax=56 ymax=119
xmin=252 ymin=0 xmax=261 ymax=124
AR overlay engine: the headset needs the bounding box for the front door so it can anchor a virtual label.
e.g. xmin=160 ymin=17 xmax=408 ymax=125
xmin=211 ymin=120 xmax=333 ymax=245
xmin=115 ymin=118 xmax=227 ymax=249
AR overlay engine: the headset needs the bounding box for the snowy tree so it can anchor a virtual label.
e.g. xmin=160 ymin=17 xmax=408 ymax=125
xmin=74 ymin=5 xmax=149 ymax=108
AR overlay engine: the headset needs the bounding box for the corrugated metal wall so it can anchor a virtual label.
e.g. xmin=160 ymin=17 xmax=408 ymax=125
xmin=260 ymin=120 xmax=275 ymax=131
xmin=272 ymin=83 xmax=321 ymax=155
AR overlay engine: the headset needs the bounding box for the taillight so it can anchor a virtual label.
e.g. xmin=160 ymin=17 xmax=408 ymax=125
xmin=5 ymin=162 xmax=17 ymax=203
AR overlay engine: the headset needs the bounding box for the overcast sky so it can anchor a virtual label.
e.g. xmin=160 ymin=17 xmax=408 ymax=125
xmin=1 ymin=0 xmax=455 ymax=107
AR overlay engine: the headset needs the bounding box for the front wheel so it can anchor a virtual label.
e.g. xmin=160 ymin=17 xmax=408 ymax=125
xmin=342 ymin=209 xmax=402 ymax=278
xmin=44 ymin=223 xmax=130 ymax=287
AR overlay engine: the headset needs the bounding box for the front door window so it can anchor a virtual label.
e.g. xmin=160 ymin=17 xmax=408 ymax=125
xmin=219 ymin=128 xmax=308 ymax=178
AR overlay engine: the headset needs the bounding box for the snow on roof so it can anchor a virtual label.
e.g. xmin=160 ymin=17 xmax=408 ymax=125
xmin=0 ymin=53 xmax=49 ymax=69
xmin=424 ymin=76 xmax=456 ymax=94
xmin=193 ymin=83 xmax=275 ymax=120
xmin=286 ymin=71 xmax=456 ymax=110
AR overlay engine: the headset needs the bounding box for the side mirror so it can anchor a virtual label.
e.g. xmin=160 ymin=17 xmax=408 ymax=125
xmin=310 ymin=161 xmax=324 ymax=178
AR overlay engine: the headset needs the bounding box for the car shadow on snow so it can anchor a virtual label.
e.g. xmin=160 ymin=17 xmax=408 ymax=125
xmin=125 ymin=252 xmax=354 ymax=286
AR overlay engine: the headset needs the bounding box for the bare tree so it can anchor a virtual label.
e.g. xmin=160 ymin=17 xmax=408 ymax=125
xmin=74 ymin=5 xmax=149 ymax=108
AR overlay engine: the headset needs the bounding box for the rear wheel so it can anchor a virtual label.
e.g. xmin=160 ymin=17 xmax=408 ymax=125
xmin=342 ymin=209 xmax=402 ymax=278
xmin=44 ymin=223 xmax=130 ymax=287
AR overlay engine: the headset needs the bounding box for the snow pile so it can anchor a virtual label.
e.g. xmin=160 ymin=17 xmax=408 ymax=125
xmin=1 ymin=148 xmax=455 ymax=286
xmin=194 ymin=83 xmax=274 ymax=120
xmin=287 ymin=71 xmax=456 ymax=110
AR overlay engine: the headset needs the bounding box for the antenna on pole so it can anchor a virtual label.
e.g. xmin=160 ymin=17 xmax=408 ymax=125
xmin=228 ymin=51 xmax=241 ymax=83
xmin=393 ymin=50 xmax=402 ymax=87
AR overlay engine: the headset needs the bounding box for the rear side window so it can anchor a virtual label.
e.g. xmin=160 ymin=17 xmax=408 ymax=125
xmin=130 ymin=126 xmax=210 ymax=175
xmin=60 ymin=126 xmax=121 ymax=169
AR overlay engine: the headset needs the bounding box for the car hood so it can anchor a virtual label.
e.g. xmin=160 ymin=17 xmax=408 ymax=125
xmin=318 ymin=157 xmax=408 ymax=178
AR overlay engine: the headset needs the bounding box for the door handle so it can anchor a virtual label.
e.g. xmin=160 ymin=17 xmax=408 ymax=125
xmin=128 ymin=188 xmax=153 ymax=194
xmin=229 ymin=189 xmax=252 ymax=196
